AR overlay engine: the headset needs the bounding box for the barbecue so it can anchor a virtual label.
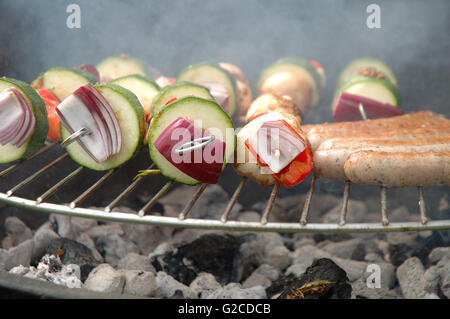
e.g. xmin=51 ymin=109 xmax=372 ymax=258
xmin=0 ymin=0 xmax=449 ymax=300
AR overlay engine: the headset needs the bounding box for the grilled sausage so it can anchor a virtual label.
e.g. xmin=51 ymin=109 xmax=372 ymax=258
xmin=307 ymin=123 xmax=450 ymax=152
xmin=303 ymin=111 xmax=448 ymax=151
xmin=303 ymin=111 xmax=442 ymax=134
xmin=344 ymin=150 xmax=450 ymax=186
xmin=313 ymin=138 xmax=450 ymax=181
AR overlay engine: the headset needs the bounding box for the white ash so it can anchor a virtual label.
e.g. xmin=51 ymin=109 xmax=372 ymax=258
xmin=9 ymin=254 xmax=82 ymax=289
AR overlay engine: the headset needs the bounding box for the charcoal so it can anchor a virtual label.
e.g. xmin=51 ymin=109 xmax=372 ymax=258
xmin=274 ymin=258 xmax=352 ymax=299
xmin=151 ymin=233 xmax=242 ymax=286
xmin=45 ymin=238 xmax=99 ymax=282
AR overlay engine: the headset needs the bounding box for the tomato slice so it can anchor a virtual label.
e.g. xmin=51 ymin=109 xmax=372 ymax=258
xmin=36 ymin=89 xmax=61 ymax=141
xmin=244 ymin=119 xmax=313 ymax=188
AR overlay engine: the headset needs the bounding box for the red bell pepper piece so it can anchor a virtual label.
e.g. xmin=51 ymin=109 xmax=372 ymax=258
xmin=36 ymin=89 xmax=61 ymax=141
xmin=245 ymin=119 xmax=313 ymax=188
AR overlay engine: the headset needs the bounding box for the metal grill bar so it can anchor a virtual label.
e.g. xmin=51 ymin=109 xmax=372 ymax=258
xmin=0 ymin=142 xmax=56 ymax=179
xmin=261 ymin=183 xmax=279 ymax=225
xmin=138 ymin=181 xmax=173 ymax=217
xmin=221 ymin=177 xmax=247 ymax=223
xmin=300 ymin=175 xmax=316 ymax=225
xmin=178 ymin=183 xmax=208 ymax=220
xmin=381 ymin=186 xmax=389 ymax=226
xmin=69 ymin=169 xmax=116 ymax=209
xmin=104 ymin=164 xmax=155 ymax=213
xmin=418 ymin=186 xmax=428 ymax=225
xmin=339 ymin=181 xmax=351 ymax=226
xmin=2 ymin=192 xmax=450 ymax=233
xmin=6 ymin=153 xmax=68 ymax=197
xmin=0 ymin=145 xmax=449 ymax=233
xmin=36 ymin=166 xmax=84 ymax=204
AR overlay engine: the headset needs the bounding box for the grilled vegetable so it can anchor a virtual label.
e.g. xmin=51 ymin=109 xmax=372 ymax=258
xmin=77 ymin=64 xmax=100 ymax=82
xmin=36 ymin=89 xmax=61 ymax=141
xmin=177 ymin=63 xmax=238 ymax=116
xmin=337 ymin=57 xmax=397 ymax=87
xmin=234 ymin=94 xmax=313 ymax=188
xmin=31 ymin=67 xmax=97 ymax=101
xmin=155 ymin=76 xmax=176 ymax=88
xmin=149 ymin=96 xmax=236 ymax=185
xmin=333 ymin=92 xmax=403 ymax=122
xmin=332 ymin=75 xmax=401 ymax=121
xmin=97 ymin=55 xmax=157 ymax=83
xmin=150 ymin=81 xmax=214 ymax=117
xmin=0 ymin=78 xmax=48 ymax=163
xmin=59 ymin=84 xmax=145 ymax=171
xmin=110 ymin=75 xmax=159 ymax=117
xmin=258 ymin=57 xmax=326 ymax=113
xmin=218 ymin=62 xmax=253 ymax=119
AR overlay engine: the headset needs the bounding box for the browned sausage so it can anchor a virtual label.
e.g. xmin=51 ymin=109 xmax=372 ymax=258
xmin=319 ymin=136 xmax=450 ymax=150
xmin=313 ymin=137 xmax=450 ymax=181
xmin=307 ymin=124 xmax=450 ymax=152
xmin=344 ymin=150 xmax=450 ymax=186
xmin=302 ymin=111 xmax=442 ymax=134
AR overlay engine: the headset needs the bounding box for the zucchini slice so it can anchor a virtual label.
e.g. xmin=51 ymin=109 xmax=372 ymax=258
xmin=149 ymin=96 xmax=236 ymax=185
xmin=110 ymin=75 xmax=160 ymax=116
xmin=177 ymin=63 xmax=237 ymax=117
xmin=338 ymin=58 xmax=397 ymax=87
xmin=97 ymin=55 xmax=157 ymax=82
xmin=60 ymin=84 xmax=146 ymax=171
xmin=331 ymin=75 xmax=401 ymax=111
xmin=150 ymin=81 xmax=214 ymax=117
xmin=31 ymin=67 xmax=97 ymax=101
xmin=258 ymin=57 xmax=325 ymax=107
xmin=0 ymin=78 xmax=48 ymax=163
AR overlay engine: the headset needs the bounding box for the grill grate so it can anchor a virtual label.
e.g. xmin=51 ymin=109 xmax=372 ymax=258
xmin=1 ymin=141 xmax=449 ymax=233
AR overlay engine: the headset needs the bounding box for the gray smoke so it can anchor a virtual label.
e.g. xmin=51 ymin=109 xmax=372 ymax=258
xmin=0 ymin=0 xmax=449 ymax=203
xmin=0 ymin=0 xmax=448 ymax=119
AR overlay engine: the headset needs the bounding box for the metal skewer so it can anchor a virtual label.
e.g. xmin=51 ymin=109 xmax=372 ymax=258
xmin=175 ymin=136 xmax=215 ymax=154
xmin=358 ymin=103 xmax=368 ymax=121
xmin=60 ymin=127 xmax=89 ymax=148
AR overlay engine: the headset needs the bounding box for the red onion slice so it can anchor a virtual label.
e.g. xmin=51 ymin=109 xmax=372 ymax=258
xmin=77 ymin=64 xmax=100 ymax=82
xmin=57 ymin=94 xmax=109 ymax=162
xmin=333 ymin=92 xmax=403 ymax=122
xmin=0 ymin=90 xmax=24 ymax=143
xmin=73 ymin=86 xmax=112 ymax=156
xmin=197 ymin=82 xmax=230 ymax=113
xmin=154 ymin=117 xmax=225 ymax=184
xmin=248 ymin=120 xmax=306 ymax=174
xmin=56 ymin=84 xmax=122 ymax=163
xmin=10 ymin=88 xmax=36 ymax=147
xmin=0 ymin=87 xmax=35 ymax=148
xmin=82 ymin=84 xmax=122 ymax=154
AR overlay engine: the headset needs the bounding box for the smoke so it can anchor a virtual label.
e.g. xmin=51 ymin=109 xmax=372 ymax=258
xmin=0 ymin=0 xmax=449 ymax=204
xmin=0 ymin=0 xmax=448 ymax=117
